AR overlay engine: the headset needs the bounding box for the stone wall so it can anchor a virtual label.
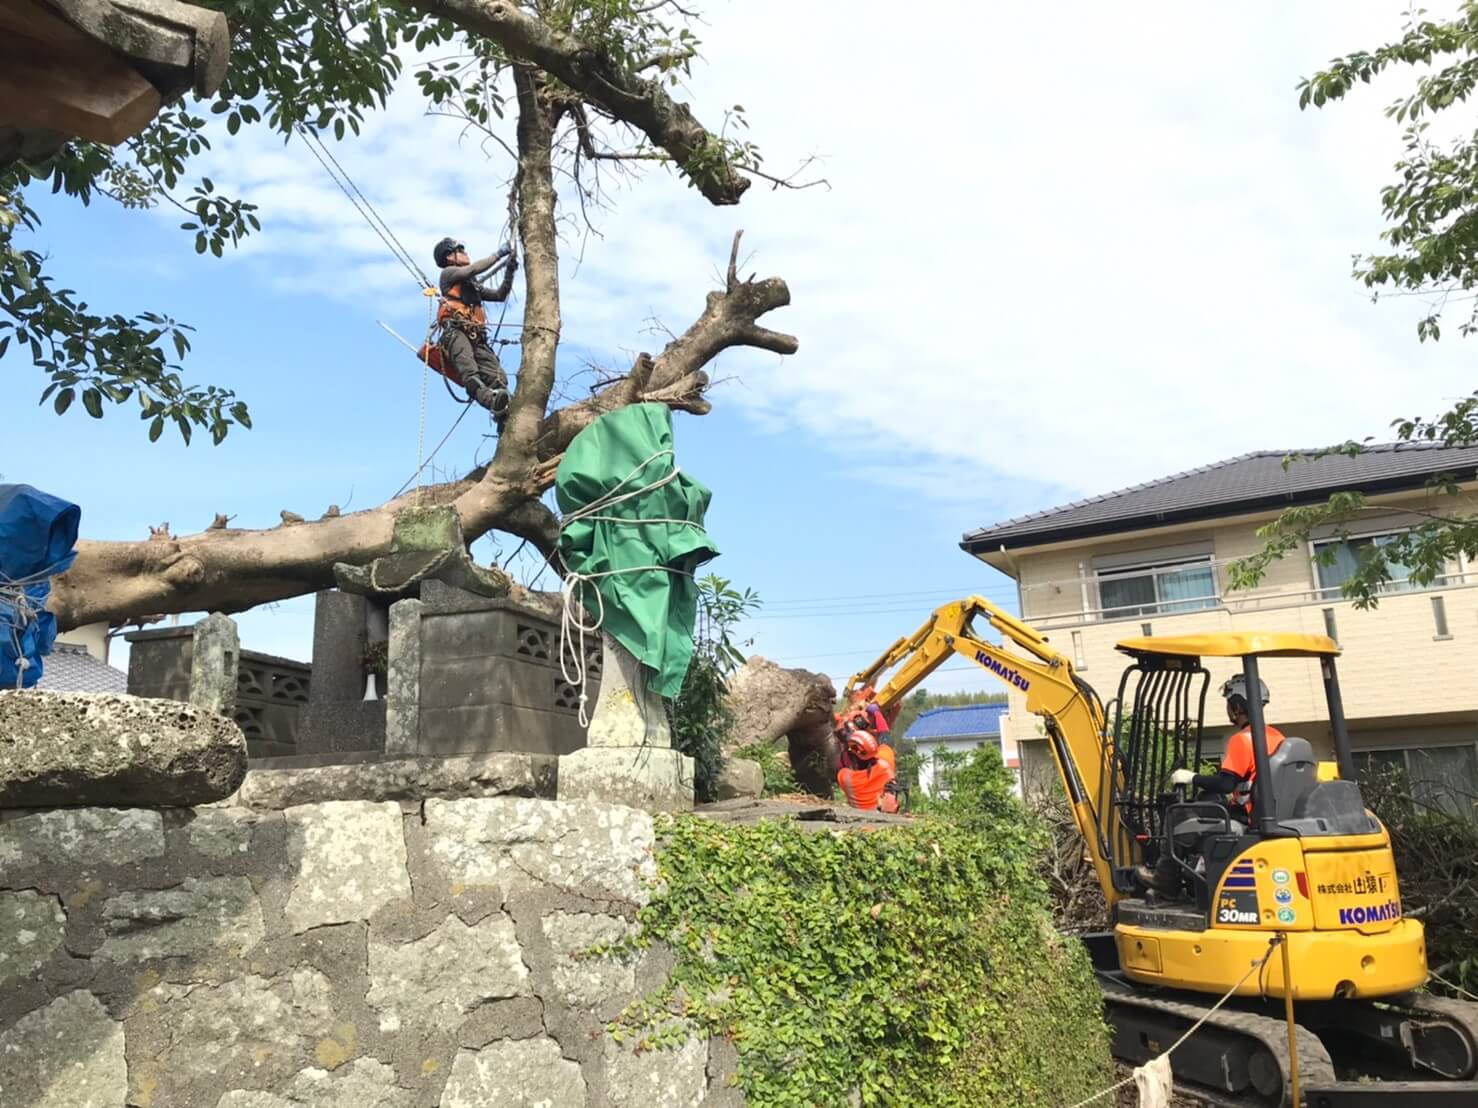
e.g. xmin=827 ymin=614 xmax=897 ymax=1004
xmin=0 ymin=794 xmax=733 ymax=1108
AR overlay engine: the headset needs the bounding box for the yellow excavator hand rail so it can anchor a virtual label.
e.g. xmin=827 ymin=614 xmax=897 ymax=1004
xmin=843 ymin=595 xmax=1124 ymax=907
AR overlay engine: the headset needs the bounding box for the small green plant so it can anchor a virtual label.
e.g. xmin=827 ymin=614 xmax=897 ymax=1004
xmin=669 ymin=575 xmax=761 ymax=802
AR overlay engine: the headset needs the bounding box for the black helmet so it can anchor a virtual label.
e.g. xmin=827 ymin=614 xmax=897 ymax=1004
xmin=1221 ymin=674 xmax=1269 ymax=711
xmin=433 ymin=237 xmax=464 ymax=267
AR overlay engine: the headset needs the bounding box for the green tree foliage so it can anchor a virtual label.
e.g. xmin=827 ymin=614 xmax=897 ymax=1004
xmin=1231 ymin=7 xmax=1478 ymax=603
xmin=1 ymin=0 xmax=755 ymax=443
xmin=668 ymin=575 xmax=760 ymax=802
xmin=612 ymin=763 xmax=1113 ymax=1106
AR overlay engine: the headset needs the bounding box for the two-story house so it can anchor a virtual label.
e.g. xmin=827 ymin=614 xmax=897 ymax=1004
xmin=961 ymin=444 xmax=1478 ymax=817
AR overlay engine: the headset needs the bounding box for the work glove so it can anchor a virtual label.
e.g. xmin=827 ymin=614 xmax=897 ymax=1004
xmin=1170 ymin=768 xmax=1195 ymax=787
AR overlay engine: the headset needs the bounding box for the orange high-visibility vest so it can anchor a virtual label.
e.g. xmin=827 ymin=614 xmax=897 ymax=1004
xmin=838 ymin=758 xmax=895 ymax=811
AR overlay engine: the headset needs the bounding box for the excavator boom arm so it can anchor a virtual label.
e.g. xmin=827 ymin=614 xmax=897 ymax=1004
xmin=845 ymin=596 xmax=1123 ymax=906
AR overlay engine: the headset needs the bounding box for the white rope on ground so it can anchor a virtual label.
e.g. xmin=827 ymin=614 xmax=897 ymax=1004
xmin=1068 ymin=938 xmax=1280 ymax=1108
xmin=555 ymin=448 xmax=710 ymax=727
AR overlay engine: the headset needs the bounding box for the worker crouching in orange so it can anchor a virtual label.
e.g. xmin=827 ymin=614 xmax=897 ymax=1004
xmin=837 ymin=727 xmax=900 ymax=814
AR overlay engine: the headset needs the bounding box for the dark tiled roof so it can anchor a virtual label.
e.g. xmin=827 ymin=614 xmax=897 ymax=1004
xmin=34 ymin=644 xmax=127 ymax=694
xmin=903 ymin=703 xmax=1008 ymax=741
xmin=961 ymin=443 xmax=1478 ymax=553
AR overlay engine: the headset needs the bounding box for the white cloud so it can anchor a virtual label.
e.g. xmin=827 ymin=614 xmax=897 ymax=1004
xmin=187 ymin=0 xmax=1474 ymax=524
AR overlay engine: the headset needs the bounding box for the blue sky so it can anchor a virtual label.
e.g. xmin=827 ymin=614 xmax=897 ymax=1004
xmin=5 ymin=1 xmax=1477 ymax=695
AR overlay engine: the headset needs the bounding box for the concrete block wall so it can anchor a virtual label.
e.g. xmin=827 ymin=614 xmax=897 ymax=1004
xmin=0 ymin=795 xmax=736 ymax=1108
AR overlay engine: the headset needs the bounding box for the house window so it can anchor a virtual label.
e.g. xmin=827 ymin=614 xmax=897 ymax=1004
xmin=1312 ymin=532 xmax=1425 ymax=598
xmin=1357 ymin=745 xmax=1478 ymax=822
xmin=1096 ymin=557 xmax=1217 ymax=618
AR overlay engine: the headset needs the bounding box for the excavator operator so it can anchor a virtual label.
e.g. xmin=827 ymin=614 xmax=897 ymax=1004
xmin=1143 ymin=676 xmax=1287 ymax=897
xmin=433 ymin=236 xmax=518 ymax=427
xmin=1170 ymin=675 xmax=1286 ymax=820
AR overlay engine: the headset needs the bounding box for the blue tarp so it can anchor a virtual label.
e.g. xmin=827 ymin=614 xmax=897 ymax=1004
xmin=0 ymin=484 xmax=80 ymax=688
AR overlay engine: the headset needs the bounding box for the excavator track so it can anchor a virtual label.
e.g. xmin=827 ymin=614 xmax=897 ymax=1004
xmin=1097 ymin=973 xmax=1478 ymax=1107
xmin=1099 ymin=974 xmax=1335 ymax=1108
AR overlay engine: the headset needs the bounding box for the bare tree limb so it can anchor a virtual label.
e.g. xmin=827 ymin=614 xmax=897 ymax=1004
xmin=404 ymin=0 xmax=750 ymax=204
xmin=533 ymin=230 xmax=794 ymax=465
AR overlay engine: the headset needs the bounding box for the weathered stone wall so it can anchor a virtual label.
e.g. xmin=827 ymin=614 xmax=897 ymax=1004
xmin=0 ymin=795 xmax=731 ymax=1107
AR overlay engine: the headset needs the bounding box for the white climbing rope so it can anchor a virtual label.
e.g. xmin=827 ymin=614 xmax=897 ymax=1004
xmin=556 ymin=448 xmax=710 ymax=727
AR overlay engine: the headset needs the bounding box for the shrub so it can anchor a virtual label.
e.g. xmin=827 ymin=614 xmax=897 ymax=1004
xmin=1362 ymin=766 xmax=1478 ymax=996
xmin=669 ymin=575 xmax=761 ymax=802
xmin=616 ymin=745 xmax=1114 ymax=1106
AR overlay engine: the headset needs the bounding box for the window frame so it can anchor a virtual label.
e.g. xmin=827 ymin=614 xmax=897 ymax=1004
xmin=1093 ymin=554 xmax=1219 ymax=620
xmin=1308 ymin=527 xmax=1442 ymax=599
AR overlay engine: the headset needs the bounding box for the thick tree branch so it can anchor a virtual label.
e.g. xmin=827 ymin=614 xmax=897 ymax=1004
xmin=404 ymin=0 xmax=750 ymax=204
xmin=534 ymin=230 xmax=794 ymax=464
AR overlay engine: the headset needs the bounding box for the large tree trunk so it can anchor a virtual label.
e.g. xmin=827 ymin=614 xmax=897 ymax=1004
xmin=49 ymin=58 xmax=796 ymax=632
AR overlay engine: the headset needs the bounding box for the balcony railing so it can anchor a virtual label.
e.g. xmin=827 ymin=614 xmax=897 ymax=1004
xmin=1023 ymin=565 xmax=1478 ymax=632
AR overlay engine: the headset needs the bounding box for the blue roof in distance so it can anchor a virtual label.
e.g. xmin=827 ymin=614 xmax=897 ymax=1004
xmin=903 ymin=703 xmax=1008 ymax=741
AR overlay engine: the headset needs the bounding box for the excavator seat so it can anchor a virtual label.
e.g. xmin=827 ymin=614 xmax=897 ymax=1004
xmin=1267 ymin=736 xmax=1317 ymax=819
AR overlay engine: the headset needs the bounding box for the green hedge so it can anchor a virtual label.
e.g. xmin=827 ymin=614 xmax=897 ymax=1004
xmin=614 ymin=759 xmax=1113 ymax=1106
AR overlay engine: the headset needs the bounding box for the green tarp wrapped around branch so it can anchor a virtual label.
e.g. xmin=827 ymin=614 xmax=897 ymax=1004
xmin=555 ymin=403 xmax=719 ymax=698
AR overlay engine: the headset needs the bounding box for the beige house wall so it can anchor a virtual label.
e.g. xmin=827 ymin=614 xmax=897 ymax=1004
xmin=990 ymin=488 xmax=1478 ymax=756
xmin=54 ymin=621 xmax=109 ymax=663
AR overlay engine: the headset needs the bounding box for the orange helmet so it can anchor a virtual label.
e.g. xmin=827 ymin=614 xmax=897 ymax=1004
xmin=844 ymin=730 xmax=880 ymax=761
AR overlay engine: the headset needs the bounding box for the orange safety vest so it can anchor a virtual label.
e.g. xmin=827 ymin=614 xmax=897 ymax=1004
xmin=838 ymin=756 xmax=896 ymax=811
xmin=1223 ymin=724 xmax=1287 ymax=815
xmin=437 ymin=281 xmax=487 ymax=328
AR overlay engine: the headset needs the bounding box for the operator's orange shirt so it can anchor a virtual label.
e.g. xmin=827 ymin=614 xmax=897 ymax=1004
xmin=838 ymin=756 xmax=896 ymax=811
xmin=1222 ymin=724 xmax=1286 ymax=812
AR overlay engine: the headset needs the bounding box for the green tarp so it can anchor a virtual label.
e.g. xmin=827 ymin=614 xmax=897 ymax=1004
xmin=555 ymin=403 xmax=718 ymax=698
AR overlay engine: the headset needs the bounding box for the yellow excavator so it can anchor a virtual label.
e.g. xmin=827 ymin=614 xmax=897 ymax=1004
xmin=844 ymin=595 xmax=1478 ymax=1107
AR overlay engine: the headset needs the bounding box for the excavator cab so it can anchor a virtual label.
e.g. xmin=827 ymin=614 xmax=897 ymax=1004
xmin=1104 ymin=633 xmax=1378 ymax=913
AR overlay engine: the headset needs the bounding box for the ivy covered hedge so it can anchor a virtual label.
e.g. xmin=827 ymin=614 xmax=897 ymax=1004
xmin=615 ymin=753 xmax=1113 ymax=1106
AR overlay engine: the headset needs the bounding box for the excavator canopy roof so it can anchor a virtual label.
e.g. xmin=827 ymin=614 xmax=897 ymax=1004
xmin=1114 ymin=631 xmax=1340 ymax=659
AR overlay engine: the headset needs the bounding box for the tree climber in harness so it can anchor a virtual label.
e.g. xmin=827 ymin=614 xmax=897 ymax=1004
xmin=433 ymin=237 xmax=518 ymax=426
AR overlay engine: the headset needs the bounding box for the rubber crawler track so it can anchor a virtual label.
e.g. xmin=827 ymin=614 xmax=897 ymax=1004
xmin=1100 ymin=978 xmax=1336 ymax=1108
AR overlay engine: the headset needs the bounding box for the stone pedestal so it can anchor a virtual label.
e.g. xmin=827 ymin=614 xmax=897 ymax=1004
xmin=557 ymin=635 xmax=693 ymax=812
xmin=293 ymin=590 xmax=386 ymax=757
xmin=188 ymin=612 xmax=238 ymax=716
